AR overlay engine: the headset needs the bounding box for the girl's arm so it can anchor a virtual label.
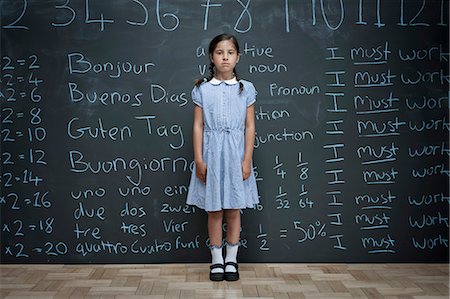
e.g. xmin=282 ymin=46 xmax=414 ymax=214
xmin=193 ymin=105 xmax=207 ymax=183
xmin=242 ymin=104 xmax=256 ymax=180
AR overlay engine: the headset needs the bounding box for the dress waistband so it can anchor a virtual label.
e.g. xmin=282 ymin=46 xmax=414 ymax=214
xmin=204 ymin=128 xmax=243 ymax=133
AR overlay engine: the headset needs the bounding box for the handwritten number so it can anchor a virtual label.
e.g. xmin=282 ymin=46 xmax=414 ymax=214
xmin=399 ymin=0 xmax=430 ymax=26
xmin=85 ymin=0 xmax=114 ymax=31
xmin=44 ymin=242 xmax=58 ymax=256
xmin=31 ymin=87 xmax=42 ymax=103
xmin=127 ymin=0 xmax=148 ymax=26
xmin=6 ymin=88 xmax=16 ymax=102
xmin=2 ymin=129 xmax=14 ymax=142
xmin=320 ymin=0 xmax=345 ymax=30
xmin=409 ymin=0 xmax=429 ymax=26
xmin=285 ymin=0 xmax=290 ymax=32
xmin=15 ymin=243 xmax=28 ymax=257
xmin=28 ymin=55 xmax=40 ymax=69
xmin=2 ymin=108 xmax=14 ymax=124
xmin=3 ymin=74 xmax=13 ymax=86
xmin=44 ymin=242 xmax=67 ymax=256
xmin=276 ymin=199 xmax=290 ymax=209
xmin=438 ymin=0 xmax=447 ymax=26
xmin=234 ymin=0 xmax=252 ymax=33
xmin=52 ymin=0 xmax=76 ymax=27
xmin=9 ymin=193 xmax=20 ymax=210
xmin=44 ymin=218 xmax=54 ymax=234
xmin=259 ymin=239 xmax=269 ymax=251
xmin=2 ymin=0 xmax=29 ymax=30
xmin=31 ymin=150 xmax=47 ymax=165
xmin=28 ymin=127 xmax=47 ymax=142
xmin=3 ymin=172 xmax=13 ymax=187
xmin=374 ymin=0 xmax=385 ymax=28
xmin=2 ymin=57 xmax=14 ymax=71
xmin=399 ymin=0 xmax=408 ymax=25
xmin=13 ymin=220 xmax=24 ymax=237
xmin=156 ymin=0 xmax=180 ymax=31
xmin=356 ymin=0 xmax=366 ymax=25
xmin=30 ymin=107 xmax=42 ymax=125
xmin=2 ymin=152 xmax=14 ymax=165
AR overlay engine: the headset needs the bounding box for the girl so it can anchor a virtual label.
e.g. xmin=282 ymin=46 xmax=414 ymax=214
xmin=186 ymin=33 xmax=259 ymax=282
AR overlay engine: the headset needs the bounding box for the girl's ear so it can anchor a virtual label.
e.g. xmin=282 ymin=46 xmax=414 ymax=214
xmin=209 ymin=54 xmax=213 ymax=63
xmin=236 ymin=54 xmax=240 ymax=63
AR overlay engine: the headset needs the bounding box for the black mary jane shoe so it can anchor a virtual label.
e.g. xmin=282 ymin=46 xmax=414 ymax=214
xmin=209 ymin=264 xmax=225 ymax=281
xmin=224 ymin=262 xmax=240 ymax=281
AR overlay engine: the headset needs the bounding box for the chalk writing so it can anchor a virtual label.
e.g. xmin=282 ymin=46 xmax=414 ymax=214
xmin=1 ymin=1 xmax=448 ymax=264
xmin=254 ymin=129 xmax=314 ymax=148
xmin=269 ymin=83 xmax=320 ymax=97
xmin=68 ymin=52 xmax=155 ymax=78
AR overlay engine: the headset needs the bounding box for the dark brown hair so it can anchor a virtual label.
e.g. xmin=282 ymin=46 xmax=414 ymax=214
xmin=195 ymin=33 xmax=244 ymax=94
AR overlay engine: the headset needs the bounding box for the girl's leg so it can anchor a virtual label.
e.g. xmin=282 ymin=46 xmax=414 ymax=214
xmin=208 ymin=211 xmax=224 ymax=277
xmin=224 ymin=209 xmax=241 ymax=275
xmin=208 ymin=210 xmax=224 ymax=246
xmin=224 ymin=209 xmax=240 ymax=244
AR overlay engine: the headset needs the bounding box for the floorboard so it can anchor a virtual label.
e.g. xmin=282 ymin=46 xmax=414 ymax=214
xmin=0 ymin=264 xmax=447 ymax=298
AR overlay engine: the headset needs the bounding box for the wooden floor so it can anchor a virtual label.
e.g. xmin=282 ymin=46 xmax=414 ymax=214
xmin=0 ymin=263 xmax=448 ymax=298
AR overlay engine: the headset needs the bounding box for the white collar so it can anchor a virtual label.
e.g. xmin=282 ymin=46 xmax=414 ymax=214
xmin=210 ymin=77 xmax=239 ymax=85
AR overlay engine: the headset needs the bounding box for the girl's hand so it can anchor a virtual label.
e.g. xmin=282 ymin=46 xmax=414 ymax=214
xmin=242 ymin=160 xmax=251 ymax=180
xmin=195 ymin=160 xmax=207 ymax=184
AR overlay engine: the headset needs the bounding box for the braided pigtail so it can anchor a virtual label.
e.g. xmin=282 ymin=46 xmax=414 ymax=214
xmin=233 ymin=67 xmax=244 ymax=94
xmin=194 ymin=78 xmax=205 ymax=87
xmin=208 ymin=62 xmax=215 ymax=81
xmin=194 ymin=62 xmax=215 ymax=87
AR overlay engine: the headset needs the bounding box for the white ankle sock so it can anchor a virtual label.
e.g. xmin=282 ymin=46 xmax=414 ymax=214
xmin=210 ymin=247 xmax=224 ymax=274
xmin=225 ymin=243 xmax=239 ymax=273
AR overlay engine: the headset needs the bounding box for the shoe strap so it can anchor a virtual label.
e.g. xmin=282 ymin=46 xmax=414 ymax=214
xmin=210 ymin=263 xmax=225 ymax=270
xmin=224 ymin=261 xmax=238 ymax=270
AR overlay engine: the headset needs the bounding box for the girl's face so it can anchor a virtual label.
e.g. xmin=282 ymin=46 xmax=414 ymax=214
xmin=210 ymin=40 xmax=240 ymax=79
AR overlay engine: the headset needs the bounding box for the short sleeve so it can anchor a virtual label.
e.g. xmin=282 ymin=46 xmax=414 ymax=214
xmin=192 ymin=86 xmax=202 ymax=107
xmin=246 ymin=82 xmax=257 ymax=107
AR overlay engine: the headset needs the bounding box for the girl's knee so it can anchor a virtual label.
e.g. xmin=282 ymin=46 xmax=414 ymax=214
xmin=208 ymin=210 xmax=224 ymax=220
xmin=224 ymin=209 xmax=240 ymax=220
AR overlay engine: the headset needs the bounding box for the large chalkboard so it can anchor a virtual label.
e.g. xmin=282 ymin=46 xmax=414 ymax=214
xmin=1 ymin=0 xmax=448 ymax=263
